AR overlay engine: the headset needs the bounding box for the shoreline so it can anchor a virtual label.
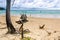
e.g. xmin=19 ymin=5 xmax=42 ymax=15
xmin=0 ymin=14 xmax=60 ymax=19
xmin=0 ymin=10 xmax=60 ymax=18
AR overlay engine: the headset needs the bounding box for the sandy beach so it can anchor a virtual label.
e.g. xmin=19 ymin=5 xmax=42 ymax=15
xmin=0 ymin=16 xmax=60 ymax=40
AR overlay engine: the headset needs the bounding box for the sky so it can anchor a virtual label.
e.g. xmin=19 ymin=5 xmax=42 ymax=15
xmin=0 ymin=0 xmax=60 ymax=10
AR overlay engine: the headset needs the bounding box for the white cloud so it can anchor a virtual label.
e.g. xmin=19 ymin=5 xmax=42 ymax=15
xmin=0 ymin=0 xmax=6 ymax=7
xmin=12 ymin=0 xmax=59 ymax=8
xmin=0 ymin=0 xmax=60 ymax=9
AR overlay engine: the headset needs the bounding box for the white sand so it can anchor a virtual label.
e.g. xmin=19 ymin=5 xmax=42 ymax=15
xmin=0 ymin=16 xmax=60 ymax=40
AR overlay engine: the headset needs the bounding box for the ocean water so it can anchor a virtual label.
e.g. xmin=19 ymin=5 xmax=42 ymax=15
xmin=0 ymin=10 xmax=60 ymax=18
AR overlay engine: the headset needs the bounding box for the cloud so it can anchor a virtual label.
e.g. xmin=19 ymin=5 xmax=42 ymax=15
xmin=0 ymin=0 xmax=60 ymax=9
xmin=12 ymin=0 xmax=59 ymax=8
xmin=0 ymin=0 xmax=6 ymax=7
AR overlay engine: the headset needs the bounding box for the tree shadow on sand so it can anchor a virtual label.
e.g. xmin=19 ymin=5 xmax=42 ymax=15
xmin=0 ymin=27 xmax=7 ymax=29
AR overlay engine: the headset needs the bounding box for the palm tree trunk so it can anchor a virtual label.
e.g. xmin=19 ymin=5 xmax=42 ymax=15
xmin=6 ymin=0 xmax=16 ymax=33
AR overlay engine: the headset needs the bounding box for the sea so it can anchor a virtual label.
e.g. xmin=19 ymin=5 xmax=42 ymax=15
xmin=0 ymin=10 xmax=60 ymax=18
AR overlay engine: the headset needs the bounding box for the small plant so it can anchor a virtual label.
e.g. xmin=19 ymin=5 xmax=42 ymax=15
xmin=20 ymin=37 xmax=31 ymax=40
xmin=23 ymin=37 xmax=31 ymax=40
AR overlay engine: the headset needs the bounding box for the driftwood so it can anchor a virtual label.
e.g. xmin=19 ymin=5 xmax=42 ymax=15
xmin=16 ymin=20 xmax=22 ymax=24
xmin=16 ymin=14 xmax=28 ymax=39
xmin=46 ymin=31 xmax=51 ymax=36
xmin=16 ymin=20 xmax=24 ymax=39
xmin=39 ymin=24 xmax=51 ymax=36
xmin=20 ymin=14 xmax=27 ymax=20
xmin=16 ymin=14 xmax=28 ymax=24
xmin=39 ymin=24 xmax=45 ymax=29
xmin=20 ymin=14 xmax=28 ymax=22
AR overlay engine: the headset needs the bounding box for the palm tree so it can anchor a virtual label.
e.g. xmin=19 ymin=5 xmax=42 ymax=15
xmin=6 ymin=0 xmax=16 ymax=34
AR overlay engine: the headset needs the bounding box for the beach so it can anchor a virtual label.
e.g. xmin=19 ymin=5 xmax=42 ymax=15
xmin=0 ymin=15 xmax=60 ymax=40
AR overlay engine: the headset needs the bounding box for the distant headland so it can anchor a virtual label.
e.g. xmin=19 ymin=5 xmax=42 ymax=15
xmin=0 ymin=7 xmax=5 ymax=10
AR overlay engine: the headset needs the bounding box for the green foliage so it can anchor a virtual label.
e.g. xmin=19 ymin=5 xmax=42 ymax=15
xmin=20 ymin=37 xmax=32 ymax=40
xmin=21 ymin=37 xmax=31 ymax=40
